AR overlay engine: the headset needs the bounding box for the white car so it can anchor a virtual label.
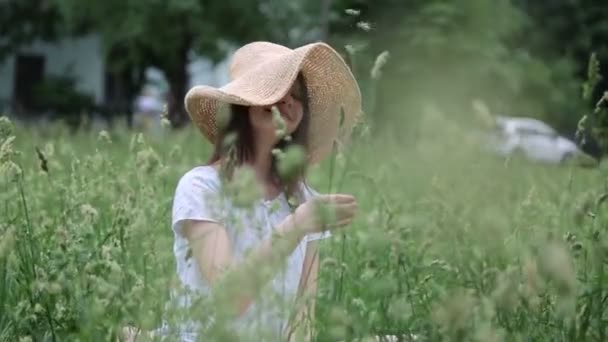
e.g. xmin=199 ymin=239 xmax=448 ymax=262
xmin=486 ymin=116 xmax=582 ymax=164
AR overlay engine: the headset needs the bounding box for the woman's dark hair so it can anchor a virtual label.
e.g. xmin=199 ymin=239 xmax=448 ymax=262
xmin=207 ymin=72 xmax=310 ymax=205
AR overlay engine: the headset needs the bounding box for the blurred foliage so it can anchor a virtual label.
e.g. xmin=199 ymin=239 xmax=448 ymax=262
xmin=0 ymin=0 xmax=63 ymax=61
xmin=52 ymin=0 xmax=330 ymax=126
xmin=327 ymin=0 xmax=608 ymax=142
xmin=1 ymin=0 xmax=608 ymax=140
xmin=3 ymin=110 xmax=608 ymax=340
xmin=576 ymin=54 xmax=608 ymax=155
xmin=30 ymin=75 xmax=96 ymax=131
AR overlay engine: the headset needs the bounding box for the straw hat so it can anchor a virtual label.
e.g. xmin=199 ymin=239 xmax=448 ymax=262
xmin=184 ymin=41 xmax=362 ymax=164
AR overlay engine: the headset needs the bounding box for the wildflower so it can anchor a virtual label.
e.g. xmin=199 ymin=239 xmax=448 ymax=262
xmin=268 ymin=201 xmax=281 ymax=215
xmin=370 ymin=51 xmax=390 ymax=80
xmin=360 ymin=267 xmax=377 ymax=281
xmin=161 ymin=117 xmax=172 ymax=129
xmin=271 ymin=148 xmax=284 ymax=161
xmin=34 ymin=303 xmax=44 ymax=314
xmin=0 ymin=227 xmax=15 ymax=259
xmin=43 ymin=142 xmax=55 ymax=157
xmin=473 ymin=323 xmax=505 ymax=342
xmin=556 ymin=295 xmax=576 ymax=319
xmin=521 ymin=257 xmax=542 ymax=311
xmin=356 ymin=21 xmax=372 ymax=32
xmin=86 ymin=151 xmax=105 ymax=170
xmin=80 ymin=204 xmax=99 ymax=222
xmin=161 ymin=104 xmax=169 ymax=120
xmin=277 ymin=145 xmax=306 ymax=181
xmin=335 ymin=152 xmax=345 ymax=168
xmin=97 ymin=130 xmax=112 ymax=144
xmin=537 ymin=242 xmax=576 ymax=296
xmin=327 ymin=306 xmax=351 ymax=340
xmin=221 ymin=132 xmax=238 ymax=151
xmin=491 ymin=267 xmax=519 ymax=311
xmin=1 ymin=161 xmax=22 ymax=182
xmin=130 ymin=132 xmax=146 ymax=152
xmin=47 ymin=282 xmax=62 ymax=295
xmin=0 ymin=116 xmax=13 ymax=140
xmin=576 ymin=115 xmax=588 ymax=144
xmin=0 ymin=136 xmax=17 ymax=164
xmin=345 ymin=44 xmax=356 ymax=55
xmin=136 ymin=147 xmax=162 ymax=173
xmin=351 ymin=297 xmax=367 ymax=312
xmin=169 ymin=145 xmax=182 ymax=159
xmin=108 ymin=260 xmax=123 ymax=275
xmin=216 ymin=106 xmax=232 ymax=130
xmin=271 ymin=106 xmax=286 ymax=139
xmin=432 ymin=289 xmax=476 ymax=337
xmin=320 ymin=257 xmax=338 ymax=269
xmin=344 ymin=42 xmax=368 ymax=58
xmin=223 ymin=167 xmax=263 ymax=209
xmin=315 ymin=199 xmax=336 ymax=227
xmin=345 ymin=8 xmax=360 ymax=16
xmin=388 ymin=297 xmax=412 ymax=321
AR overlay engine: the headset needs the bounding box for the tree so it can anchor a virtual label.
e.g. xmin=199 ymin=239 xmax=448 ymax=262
xmin=517 ymin=0 xmax=608 ymax=109
xmin=54 ymin=0 xmax=329 ymax=127
xmin=325 ymin=0 xmax=608 ymax=140
xmin=0 ymin=0 xmax=62 ymax=61
xmin=326 ymin=1 xmax=532 ymax=137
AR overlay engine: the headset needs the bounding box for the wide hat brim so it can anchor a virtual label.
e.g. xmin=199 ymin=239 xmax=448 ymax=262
xmin=184 ymin=41 xmax=362 ymax=164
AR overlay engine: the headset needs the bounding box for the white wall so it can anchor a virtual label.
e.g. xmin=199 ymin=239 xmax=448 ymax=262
xmin=188 ymin=56 xmax=231 ymax=89
xmin=0 ymin=34 xmax=105 ymax=105
xmin=0 ymin=56 xmax=15 ymax=106
xmin=143 ymin=51 xmax=232 ymax=99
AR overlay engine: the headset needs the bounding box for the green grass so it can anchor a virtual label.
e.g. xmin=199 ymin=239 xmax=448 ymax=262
xmin=1 ymin=113 xmax=607 ymax=341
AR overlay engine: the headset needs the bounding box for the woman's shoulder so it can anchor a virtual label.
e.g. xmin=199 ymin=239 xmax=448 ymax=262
xmin=175 ymin=165 xmax=221 ymax=193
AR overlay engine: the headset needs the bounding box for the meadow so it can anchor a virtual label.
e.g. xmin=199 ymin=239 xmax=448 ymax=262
xmin=1 ymin=109 xmax=607 ymax=341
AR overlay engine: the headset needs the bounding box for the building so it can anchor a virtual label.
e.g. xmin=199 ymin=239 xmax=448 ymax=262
xmin=0 ymin=33 xmax=231 ymax=118
xmin=0 ymin=34 xmax=105 ymax=113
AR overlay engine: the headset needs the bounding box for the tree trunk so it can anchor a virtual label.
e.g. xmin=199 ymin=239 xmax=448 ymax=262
xmin=165 ymin=38 xmax=191 ymax=128
xmin=166 ymin=71 xmax=188 ymax=127
xmin=106 ymin=46 xmax=144 ymax=128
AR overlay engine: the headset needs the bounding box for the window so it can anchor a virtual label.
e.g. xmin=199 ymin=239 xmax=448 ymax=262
xmin=14 ymin=54 xmax=45 ymax=111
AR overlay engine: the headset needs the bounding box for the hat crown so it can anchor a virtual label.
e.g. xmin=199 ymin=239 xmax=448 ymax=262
xmin=229 ymin=42 xmax=293 ymax=79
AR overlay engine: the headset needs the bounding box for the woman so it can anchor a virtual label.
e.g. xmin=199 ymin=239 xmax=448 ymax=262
xmin=163 ymin=41 xmax=361 ymax=341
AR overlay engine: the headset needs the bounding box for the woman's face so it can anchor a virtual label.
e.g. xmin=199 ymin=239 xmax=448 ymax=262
xmin=249 ymin=80 xmax=305 ymax=145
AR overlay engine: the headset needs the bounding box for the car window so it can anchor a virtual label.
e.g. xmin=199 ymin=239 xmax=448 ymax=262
xmin=515 ymin=126 xmax=556 ymax=137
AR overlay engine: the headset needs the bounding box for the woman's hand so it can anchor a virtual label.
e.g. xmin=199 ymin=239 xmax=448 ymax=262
xmin=292 ymin=194 xmax=358 ymax=234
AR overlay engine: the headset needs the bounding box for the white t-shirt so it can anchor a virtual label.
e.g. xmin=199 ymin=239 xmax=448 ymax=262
xmin=160 ymin=165 xmax=330 ymax=341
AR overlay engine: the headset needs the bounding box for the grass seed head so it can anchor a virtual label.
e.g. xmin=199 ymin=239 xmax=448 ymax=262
xmin=356 ymin=21 xmax=372 ymax=32
xmin=371 ymin=51 xmax=390 ymax=80
xmin=223 ymin=167 xmax=264 ymax=209
xmin=1 ymin=161 xmax=22 ymax=182
xmin=277 ymin=145 xmax=306 ymax=181
xmin=537 ymin=242 xmax=576 ymax=296
xmin=0 ymin=226 xmax=15 ymax=259
xmin=345 ymin=8 xmax=360 ymax=16
xmin=271 ymin=106 xmax=286 ymax=139
xmin=97 ymin=130 xmax=112 ymax=144
xmin=0 ymin=116 xmax=13 ymax=140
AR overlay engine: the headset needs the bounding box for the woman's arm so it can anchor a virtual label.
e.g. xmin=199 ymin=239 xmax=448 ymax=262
xmin=287 ymin=240 xmax=321 ymax=342
xmin=183 ymin=194 xmax=355 ymax=322
xmin=183 ymin=215 xmax=306 ymax=319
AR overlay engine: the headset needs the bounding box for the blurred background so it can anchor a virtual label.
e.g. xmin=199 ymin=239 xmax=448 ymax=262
xmin=3 ymin=2 xmax=608 ymax=340
xmin=0 ymin=0 xmax=607 ymax=160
